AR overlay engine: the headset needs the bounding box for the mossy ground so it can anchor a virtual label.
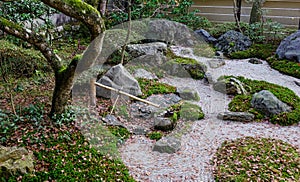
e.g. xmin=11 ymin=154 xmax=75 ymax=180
xmin=267 ymin=57 xmax=300 ymax=79
xmin=229 ymin=44 xmax=277 ymax=60
xmin=212 ymin=137 xmax=300 ymax=181
xmin=138 ymin=78 xmax=176 ymax=99
xmin=227 ymin=76 xmax=300 ymax=125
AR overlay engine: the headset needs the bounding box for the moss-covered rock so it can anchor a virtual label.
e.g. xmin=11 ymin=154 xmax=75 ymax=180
xmin=226 ymin=76 xmax=300 ymax=125
xmin=163 ymin=57 xmax=207 ymax=79
xmin=179 ymin=101 xmax=204 ymax=121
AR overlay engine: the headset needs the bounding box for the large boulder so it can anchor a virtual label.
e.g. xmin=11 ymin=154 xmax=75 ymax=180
xmin=96 ymin=64 xmax=142 ymax=98
xmin=215 ymin=30 xmax=252 ymax=54
xmin=276 ymin=30 xmax=300 ymax=63
xmin=126 ymin=42 xmax=167 ymax=58
xmin=153 ymin=137 xmax=181 ymax=154
xmin=251 ymin=90 xmax=292 ymax=116
xmin=0 ymin=145 xmax=34 ymax=177
xmin=146 ymin=19 xmax=201 ymax=47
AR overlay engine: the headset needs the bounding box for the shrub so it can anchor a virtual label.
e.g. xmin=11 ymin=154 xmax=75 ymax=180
xmin=106 ymin=0 xmax=211 ymax=30
xmin=0 ymin=40 xmax=50 ymax=78
xmin=212 ymin=137 xmax=300 ymax=181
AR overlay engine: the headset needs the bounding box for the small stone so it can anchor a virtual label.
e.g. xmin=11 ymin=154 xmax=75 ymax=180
xmin=154 ymin=117 xmax=175 ymax=131
xmin=176 ymin=87 xmax=200 ymax=101
xmin=132 ymin=127 xmax=148 ymax=135
xmin=248 ymin=58 xmax=263 ymax=64
xmin=103 ymin=115 xmax=125 ymax=127
xmin=153 ymin=137 xmax=181 ymax=154
xmin=217 ymin=112 xmax=255 ymax=122
xmin=208 ymin=58 xmax=225 ymax=68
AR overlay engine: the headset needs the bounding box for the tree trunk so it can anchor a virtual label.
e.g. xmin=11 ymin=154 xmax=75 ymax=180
xmin=236 ymin=0 xmax=242 ymax=21
xmin=50 ymin=59 xmax=77 ymax=116
xmin=249 ymin=0 xmax=264 ymax=24
xmin=298 ymin=18 xmax=300 ymax=30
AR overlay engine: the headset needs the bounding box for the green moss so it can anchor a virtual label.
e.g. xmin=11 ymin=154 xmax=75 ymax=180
xmin=147 ymin=131 xmax=163 ymax=141
xmin=229 ymin=44 xmax=276 ymax=60
xmin=64 ymin=0 xmax=100 ymax=16
xmin=212 ymin=137 xmax=300 ymax=181
xmin=138 ymin=78 xmax=176 ymax=99
xmin=108 ymin=126 xmax=130 ymax=140
xmin=192 ymin=44 xmax=215 ymax=58
xmin=267 ymin=57 xmax=300 ymax=79
xmin=0 ymin=40 xmax=50 ymax=78
xmin=0 ymin=17 xmax=23 ymax=32
xmin=226 ymin=76 xmax=300 ymax=125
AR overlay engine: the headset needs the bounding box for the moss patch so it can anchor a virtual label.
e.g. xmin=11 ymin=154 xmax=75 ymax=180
xmin=138 ymin=78 xmax=176 ymax=99
xmin=229 ymin=44 xmax=277 ymax=60
xmin=267 ymin=57 xmax=300 ymax=79
xmin=179 ymin=101 xmax=204 ymax=121
xmin=226 ymin=76 xmax=300 ymax=125
xmin=212 ymin=137 xmax=300 ymax=181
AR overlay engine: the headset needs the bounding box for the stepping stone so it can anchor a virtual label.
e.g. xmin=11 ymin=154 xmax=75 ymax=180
xmin=217 ymin=112 xmax=255 ymax=122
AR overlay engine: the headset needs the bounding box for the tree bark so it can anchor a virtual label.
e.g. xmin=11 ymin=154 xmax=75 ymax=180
xmin=249 ymin=0 xmax=265 ymax=24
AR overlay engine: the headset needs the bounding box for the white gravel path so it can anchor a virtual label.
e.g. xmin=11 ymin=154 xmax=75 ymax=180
xmin=118 ymin=46 xmax=300 ymax=182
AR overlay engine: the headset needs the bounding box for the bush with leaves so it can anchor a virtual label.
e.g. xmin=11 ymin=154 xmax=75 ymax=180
xmin=107 ymin=0 xmax=211 ymax=30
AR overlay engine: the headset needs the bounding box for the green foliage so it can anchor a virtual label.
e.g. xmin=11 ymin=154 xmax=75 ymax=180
xmin=227 ymin=76 xmax=300 ymax=125
xmin=108 ymin=126 xmax=130 ymax=141
xmin=212 ymin=137 xmax=300 ymax=181
xmin=0 ymin=40 xmax=50 ymax=78
xmin=0 ymin=110 xmax=19 ymax=143
xmin=244 ymin=20 xmax=284 ymax=43
xmin=267 ymin=57 xmax=300 ymax=79
xmin=138 ymin=78 xmax=176 ymax=99
xmin=107 ymin=0 xmax=211 ymax=30
xmin=229 ymin=44 xmax=276 ymax=60
xmin=208 ymin=20 xmax=285 ymax=43
xmin=147 ymin=131 xmax=163 ymax=141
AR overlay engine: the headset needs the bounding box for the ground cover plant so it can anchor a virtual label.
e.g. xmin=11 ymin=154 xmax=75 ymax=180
xmin=267 ymin=57 xmax=300 ymax=79
xmin=212 ymin=137 xmax=300 ymax=181
xmin=227 ymin=76 xmax=300 ymax=126
xmin=138 ymin=78 xmax=176 ymax=99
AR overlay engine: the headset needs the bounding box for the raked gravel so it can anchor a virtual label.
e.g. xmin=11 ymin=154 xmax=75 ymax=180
xmin=118 ymin=46 xmax=300 ymax=182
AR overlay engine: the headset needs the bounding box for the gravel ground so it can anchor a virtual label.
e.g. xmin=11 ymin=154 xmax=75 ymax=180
xmin=118 ymin=46 xmax=300 ymax=182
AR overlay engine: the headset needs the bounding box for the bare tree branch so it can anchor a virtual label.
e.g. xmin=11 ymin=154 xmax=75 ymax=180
xmin=0 ymin=17 xmax=62 ymax=71
xmin=41 ymin=0 xmax=105 ymax=39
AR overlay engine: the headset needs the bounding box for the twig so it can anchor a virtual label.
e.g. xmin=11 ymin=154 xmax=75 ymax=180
xmin=94 ymin=82 xmax=160 ymax=108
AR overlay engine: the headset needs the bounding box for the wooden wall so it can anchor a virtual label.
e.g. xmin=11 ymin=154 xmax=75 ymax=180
xmin=191 ymin=0 xmax=300 ymax=27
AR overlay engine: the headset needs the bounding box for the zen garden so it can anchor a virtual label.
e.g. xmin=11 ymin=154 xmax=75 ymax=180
xmin=0 ymin=0 xmax=300 ymax=181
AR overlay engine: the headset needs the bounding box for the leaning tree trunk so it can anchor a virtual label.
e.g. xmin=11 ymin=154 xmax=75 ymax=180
xmin=249 ymin=0 xmax=265 ymax=24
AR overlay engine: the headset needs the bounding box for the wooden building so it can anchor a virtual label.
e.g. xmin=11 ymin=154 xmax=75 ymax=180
xmin=191 ymin=0 xmax=300 ymax=27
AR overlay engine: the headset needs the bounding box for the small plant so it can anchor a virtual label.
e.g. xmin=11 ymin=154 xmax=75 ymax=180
xmin=212 ymin=137 xmax=300 ymax=181
xmin=108 ymin=126 xmax=130 ymax=141
xmin=147 ymin=131 xmax=163 ymax=141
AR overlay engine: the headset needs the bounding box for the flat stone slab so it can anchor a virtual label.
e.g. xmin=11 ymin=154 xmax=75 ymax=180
xmin=153 ymin=137 xmax=181 ymax=154
xmin=217 ymin=112 xmax=255 ymax=122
